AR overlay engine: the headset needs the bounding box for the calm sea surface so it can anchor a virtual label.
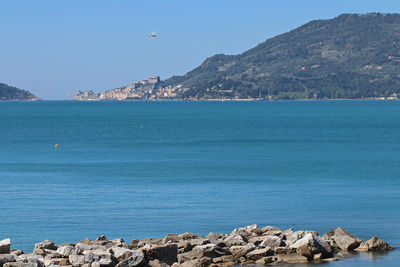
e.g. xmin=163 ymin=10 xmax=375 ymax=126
xmin=0 ymin=101 xmax=399 ymax=266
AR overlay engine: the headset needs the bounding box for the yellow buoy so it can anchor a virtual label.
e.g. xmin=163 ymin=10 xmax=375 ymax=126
xmin=55 ymin=144 xmax=60 ymax=149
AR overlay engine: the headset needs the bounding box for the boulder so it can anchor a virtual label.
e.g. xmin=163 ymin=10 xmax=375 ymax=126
xmin=273 ymin=247 xmax=292 ymax=254
xmin=259 ymin=236 xmax=283 ymax=249
xmin=10 ymin=251 xmax=24 ymax=257
xmin=177 ymin=241 xmax=194 ymax=254
xmin=285 ymin=231 xmax=306 ymax=246
xmin=115 ymin=251 xmax=145 ymax=267
xmin=230 ymin=225 xmax=258 ymax=239
xmin=205 ymin=234 xmax=226 ymax=246
xmin=229 ymin=243 xmax=256 ymax=259
xmin=222 ymin=235 xmax=246 ymax=247
xmin=147 ymin=259 xmax=169 ymax=267
xmin=32 ymin=250 xmax=45 ymax=257
xmin=76 ymin=239 xmax=91 ymax=245
xmin=75 ymin=243 xmax=105 ymax=252
xmin=247 ymin=236 xmax=264 ymax=245
xmin=0 ymin=254 xmax=16 ymax=266
xmin=255 ymin=256 xmax=275 ymax=265
xmin=111 ymin=248 xmax=134 ymax=262
xmin=245 ymin=247 xmax=272 ymax=261
xmin=354 ymin=241 xmax=369 ymax=252
xmin=0 ymin=239 xmax=11 ymax=254
xmin=193 ymin=244 xmax=230 ymax=259
xmin=198 ymin=257 xmax=212 ymax=266
xmin=68 ymin=255 xmax=85 ymax=266
xmin=180 ymin=259 xmax=200 ymax=267
xmin=95 ymin=236 xmax=108 ymax=242
xmin=177 ymin=251 xmax=196 ymax=264
xmin=277 ymin=253 xmax=308 ymax=264
xmin=331 ymin=227 xmax=361 ymax=251
xmin=296 ymin=245 xmax=313 ymax=260
xmin=56 ymin=246 xmax=75 ymax=257
xmin=163 ymin=234 xmax=180 ymax=244
xmin=290 ymin=233 xmax=333 ymax=258
xmin=142 ymin=244 xmax=177 ymax=265
xmin=34 ymin=241 xmax=58 ymax=251
xmin=57 ymin=259 xmax=69 ymax=266
xmin=137 ymin=239 xmax=163 ymax=248
xmin=365 ymin=236 xmax=394 ymax=251
xmin=261 ymin=226 xmax=282 ymax=237
xmin=179 ymin=233 xmax=198 ymax=241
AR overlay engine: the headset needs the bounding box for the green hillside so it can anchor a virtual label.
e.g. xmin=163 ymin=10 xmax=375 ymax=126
xmin=161 ymin=13 xmax=400 ymax=99
xmin=0 ymin=83 xmax=40 ymax=100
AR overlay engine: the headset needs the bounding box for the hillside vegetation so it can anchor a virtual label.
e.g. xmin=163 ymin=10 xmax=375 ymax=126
xmin=161 ymin=13 xmax=400 ymax=99
xmin=0 ymin=83 xmax=40 ymax=100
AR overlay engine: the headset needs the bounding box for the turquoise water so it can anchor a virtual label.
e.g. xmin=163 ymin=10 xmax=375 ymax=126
xmin=0 ymin=101 xmax=399 ymax=266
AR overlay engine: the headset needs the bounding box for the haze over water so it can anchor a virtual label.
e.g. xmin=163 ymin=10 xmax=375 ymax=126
xmin=0 ymin=101 xmax=399 ymax=266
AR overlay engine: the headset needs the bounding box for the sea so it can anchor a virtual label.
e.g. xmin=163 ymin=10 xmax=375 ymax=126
xmin=0 ymin=100 xmax=399 ymax=266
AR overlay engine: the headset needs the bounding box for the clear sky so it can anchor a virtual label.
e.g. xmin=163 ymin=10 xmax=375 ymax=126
xmin=1 ymin=0 xmax=400 ymax=99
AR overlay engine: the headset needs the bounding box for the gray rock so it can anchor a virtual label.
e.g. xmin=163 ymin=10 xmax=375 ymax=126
xmin=32 ymin=250 xmax=45 ymax=257
xmin=6 ymin=257 xmax=44 ymax=267
xmin=137 ymin=239 xmax=163 ymax=248
xmin=259 ymin=235 xmax=283 ymax=249
xmin=56 ymin=246 xmax=75 ymax=257
xmin=0 ymin=254 xmax=16 ymax=266
xmin=261 ymin=226 xmax=279 ymax=233
xmin=115 ymin=250 xmax=145 ymax=267
xmin=180 ymin=259 xmax=200 ymax=267
xmin=245 ymin=247 xmax=272 ymax=261
xmin=247 ymin=236 xmax=264 ymax=245
xmin=365 ymin=236 xmax=394 ymax=251
xmin=177 ymin=251 xmax=196 ymax=264
xmin=95 ymin=236 xmax=108 ymax=242
xmin=163 ymin=234 xmax=180 ymax=244
xmin=75 ymin=243 xmax=105 ymax=252
xmin=147 ymin=259 xmax=169 ymax=267
xmin=285 ymin=231 xmax=316 ymax=246
xmin=354 ymin=241 xmax=369 ymax=252
xmin=205 ymin=234 xmax=226 ymax=246
xmin=277 ymin=253 xmax=308 ymax=264
xmin=290 ymin=233 xmax=333 ymax=258
xmin=229 ymin=243 xmax=256 ymax=259
xmin=222 ymin=234 xmax=246 ymax=247
xmin=34 ymin=241 xmax=58 ymax=251
xmin=111 ymin=247 xmax=133 ymax=262
xmin=84 ymin=253 xmax=101 ymax=264
xmin=193 ymin=244 xmax=230 ymax=259
xmin=95 ymin=258 xmax=115 ymax=267
xmin=179 ymin=233 xmax=198 ymax=241
xmin=10 ymin=251 xmax=24 ymax=257
xmin=142 ymin=244 xmax=177 ymax=265
xmin=331 ymin=227 xmax=361 ymax=251
xmin=68 ymin=255 xmax=85 ymax=266
xmin=230 ymin=225 xmax=259 ymax=239
xmin=211 ymin=255 xmax=235 ymax=264
xmin=255 ymin=256 xmax=276 ymax=265
xmin=296 ymin=245 xmax=313 ymax=260
xmin=0 ymin=239 xmax=11 ymax=254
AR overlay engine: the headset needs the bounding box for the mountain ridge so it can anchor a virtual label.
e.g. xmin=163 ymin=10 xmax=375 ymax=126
xmin=0 ymin=83 xmax=40 ymax=101
xmin=160 ymin=12 xmax=400 ymax=100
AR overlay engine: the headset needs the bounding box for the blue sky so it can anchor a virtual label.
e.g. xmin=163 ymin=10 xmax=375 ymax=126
xmin=1 ymin=0 xmax=400 ymax=99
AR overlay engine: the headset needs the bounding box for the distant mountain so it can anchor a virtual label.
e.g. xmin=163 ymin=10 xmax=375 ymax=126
xmin=0 ymin=83 xmax=40 ymax=100
xmin=161 ymin=13 xmax=400 ymax=100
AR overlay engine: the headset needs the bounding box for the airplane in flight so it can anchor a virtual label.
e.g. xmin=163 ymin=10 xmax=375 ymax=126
xmin=147 ymin=31 xmax=157 ymax=38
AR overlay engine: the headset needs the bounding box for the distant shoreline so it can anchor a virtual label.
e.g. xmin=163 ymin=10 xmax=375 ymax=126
xmin=2 ymin=98 xmax=400 ymax=102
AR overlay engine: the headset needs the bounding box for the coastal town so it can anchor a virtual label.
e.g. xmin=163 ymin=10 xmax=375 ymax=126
xmin=74 ymin=77 xmax=186 ymax=101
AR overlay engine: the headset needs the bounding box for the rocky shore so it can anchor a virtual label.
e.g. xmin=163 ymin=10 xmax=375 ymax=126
xmin=0 ymin=225 xmax=394 ymax=267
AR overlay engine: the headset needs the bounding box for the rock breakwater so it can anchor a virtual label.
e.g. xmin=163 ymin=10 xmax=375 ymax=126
xmin=0 ymin=225 xmax=394 ymax=267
